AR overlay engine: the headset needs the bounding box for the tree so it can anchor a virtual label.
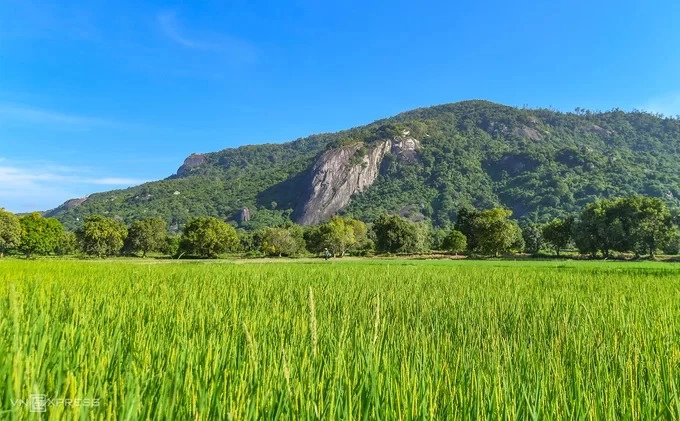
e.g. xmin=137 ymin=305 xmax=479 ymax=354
xmin=431 ymin=228 xmax=448 ymax=250
xmin=261 ymin=226 xmax=306 ymax=257
xmin=574 ymin=196 xmax=674 ymax=258
xmin=629 ymin=196 xmax=673 ymax=258
xmin=454 ymin=207 xmax=481 ymax=253
xmin=662 ymin=229 xmax=680 ymax=255
xmin=180 ymin=216 xmax=239 ymax=258
xmin=55 ymin=231 xmax=79 ymax=256
xmin=18 ymin=212 xmax=64 ymax=257
xmin=372 ymin=213 xmax=421 ymax=254
xmin=77 ymin=215 xmax=128 ymax=257
xmin=126 ymin=217 xmax=167 ymax=257
xmin=442 ymin=229 xmax=467 ymax=255
xmin=542 ymin=217 xmax=574 ymax=256
xmin=161 ymin=236 xmax=180 ymax=257
xmin=522 ymin=223 xmax=544 ymax=254
xmin=0 ymin=209 xmax=21 ymax=258
xmin=319 ymin=217 xmax=355 ymax=257
xmin=305 ymin=217 xmax=370 ymax=257
xmin=346 ymin=218 xmax=372 ymax=254
xmin=574 ymin=199 xmax=617 ymax=257
xmin=472 ymin=208 xmax=523 ymax=256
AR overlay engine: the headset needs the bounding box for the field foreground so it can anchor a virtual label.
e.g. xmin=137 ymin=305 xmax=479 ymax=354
xmin=1 ymin=259 xmax=680 ymax=419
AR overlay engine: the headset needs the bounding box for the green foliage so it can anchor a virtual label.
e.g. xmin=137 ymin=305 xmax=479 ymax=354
xmin=126 ymin=217 xmax=168 ymax=257
xmin=441 ymin=229 xmax=467 ymax=254
xmin=0 ymin=208 xmax=21 ymax=258
xmin=18 ymin=212 xmax=64 ymax=257
xmin=55 ymin=231 xmax=79 ymax=256
xmin=260 ymin=225 xmax=306 ymax=257
xmin=2 ymin=260 xmax=680 ymax=418
xmin=574 ymin=196 xmax=674 ymax=257
xmin=462 ymin=208 xmax=524 ymax=256
xmin=162 ymin=236 xmax=180 ymax=257
xmin=521 ymin=223 xmax=544 ymax=254
xmin=542 ymin=217 xmax=574 ymax=256
xmin=630 ymin=197 xmax=674 ymax=257
xmin=349 ymin=143 xmax=368 ymax=166
xmin=47 ymin=101 xmax=680 ymax=231
xmin=304 ymin=217 xmax=369 ymax=257
xmin=662 ymin=229 xmax=680 ymax=255
xmin=239 ymin=209 xmax=293 ymax=231
xmin=77 ymin=215 xmax=128 ymax=257
xmin=430 ymin=228 xmax=448 ymax=250
xmin=372 ymin=214 xmax=422 ymax=254
xmin=180 ymin=217 xmax=239 ymax=258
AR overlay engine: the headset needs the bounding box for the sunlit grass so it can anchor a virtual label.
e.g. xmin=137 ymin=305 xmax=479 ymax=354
xmin=1 ymin=259 xmax=679 ymax=419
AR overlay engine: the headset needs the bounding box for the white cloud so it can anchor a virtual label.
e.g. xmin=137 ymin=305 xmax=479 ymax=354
xmin=157 ymin=11 xmax=257 ymax=62
xmin=89 ymin=177 xmax=146 ymax=185
xmin=0 ymin=162 xmax=146 ymax=213
xmin=157 ymin=12 xmax=212 ymax=50
xmin=0 ymin=103 xmax=121 ymax=129
xmin=639 ymin=93 xmax=680 ymax=117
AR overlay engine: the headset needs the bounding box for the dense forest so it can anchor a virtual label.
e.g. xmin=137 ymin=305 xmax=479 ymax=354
xmin=2 ymin=195 xmax=679 ymax=259
xmin=44 ymin=100 xmax=680 ymax=231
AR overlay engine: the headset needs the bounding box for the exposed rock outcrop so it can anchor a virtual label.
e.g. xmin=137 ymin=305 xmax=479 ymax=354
xmin=238 ymin=207 xmax=251 ymax=224
xmin=176 ymin=153 xmax=207 ymax=176
xmin=513 ymin=126 xmax=543 ymax=141
xmin=43 ymin=197 xmax=88 ymax=217
xmin=588 ymin=124 xmax=613 ymax=136
xmin=391 ymin=132 xmax=421 ymax=163
xmin=295 ymin=133 xmax=420 ymax=225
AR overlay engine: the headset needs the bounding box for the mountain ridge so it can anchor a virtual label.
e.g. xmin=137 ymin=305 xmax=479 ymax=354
xmin=45 ymin=100 xmax=680 ymax=230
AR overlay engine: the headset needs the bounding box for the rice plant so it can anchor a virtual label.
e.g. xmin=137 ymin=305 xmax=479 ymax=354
xmin=0 ymin=259 xmax=679 ymax=419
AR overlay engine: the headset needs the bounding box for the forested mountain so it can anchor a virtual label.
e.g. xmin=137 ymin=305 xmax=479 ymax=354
xmin=46 ymin=100 xmax=680 ymax=231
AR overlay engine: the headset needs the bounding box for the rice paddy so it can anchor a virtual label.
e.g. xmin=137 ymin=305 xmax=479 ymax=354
xmin=1 ymin=259 xmax=679 ymax=419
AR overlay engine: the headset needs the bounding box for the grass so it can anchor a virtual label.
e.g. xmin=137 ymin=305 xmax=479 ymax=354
xmin=1 ymin=259 xmax=679 ymax=419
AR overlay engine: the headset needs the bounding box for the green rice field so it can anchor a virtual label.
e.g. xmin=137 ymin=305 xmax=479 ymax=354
xmin=1 ymin=259 xmax=680 ymax=419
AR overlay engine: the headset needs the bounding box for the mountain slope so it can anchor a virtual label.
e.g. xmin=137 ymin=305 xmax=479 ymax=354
xmin=47 ymin=100 xmax=680 ymax=230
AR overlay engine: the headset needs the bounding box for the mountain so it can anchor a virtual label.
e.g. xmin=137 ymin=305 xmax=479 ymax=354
xmin=46 ymin=100 xmax=680 ymax=231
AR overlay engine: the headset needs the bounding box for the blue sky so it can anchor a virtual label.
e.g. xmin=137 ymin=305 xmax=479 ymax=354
xmin=1 ymin=0 xmax=680 ymax=213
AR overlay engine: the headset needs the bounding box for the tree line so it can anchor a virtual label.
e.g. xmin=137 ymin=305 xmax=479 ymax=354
xmin=1 ymin=195 xmax=678 ymax=259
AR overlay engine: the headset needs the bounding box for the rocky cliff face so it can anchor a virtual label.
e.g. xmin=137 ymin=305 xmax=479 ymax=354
xmin=295 ymin=133 xmax=420 ymax=225
xmin=176 ymin=153 xmax=207 ymax=177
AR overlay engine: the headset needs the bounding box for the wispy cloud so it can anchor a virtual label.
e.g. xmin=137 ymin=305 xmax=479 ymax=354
xmin=0 ymin=162 xmax=147 ymax=213
xmin=0 ymin=103 xmax=122 ymax=129
xmin=157 ymin=11 xmax=257 ymax=62
xmin=640 ymin=93 xmax=680 ymax=117
xmin=89 ymin=177 xmax=145 ymax=185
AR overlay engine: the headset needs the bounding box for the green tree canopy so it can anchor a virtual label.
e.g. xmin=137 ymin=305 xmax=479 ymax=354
xmin=261 ymin=225 xmax=306 ymax=257
xmin=55 ymin=231 xmax=79 ymax=256
xmin=542 ymin=217 xmax=574 ymax=256
xmin=180 ymin=216 xmax=239 ymax=258
xmin=454 ymin=207 xmax=481 ymax=253
xmin=469 ymin=208 xmax=524 ymax=256
xmin=18 ymin=212 xmax=64 ymax=257
xmin=305 ymin=217 xmax=370 ymax=257
xmin=126 ymin=217 xmax=168 ymax=257
xmin=372 ymin=213 xmax=421 ymax=254
xmin=522 ymin=223 xmax=544 ymax=254
xmin=77 ymin=215 xmax=128 ymax=257
xmin=574 ymin=196 xmax=674 ymax=257
xmin=630 ymin=196 xmax=673 ymax=257
xmin=0 ymin=209 xmax=21 ymax=258
xmin=442 ymin=229 xmax=467 ymax=255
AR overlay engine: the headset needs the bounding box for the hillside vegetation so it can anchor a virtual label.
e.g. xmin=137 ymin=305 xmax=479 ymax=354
xmin=46 ymin=100 xmax=680 ymax=231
